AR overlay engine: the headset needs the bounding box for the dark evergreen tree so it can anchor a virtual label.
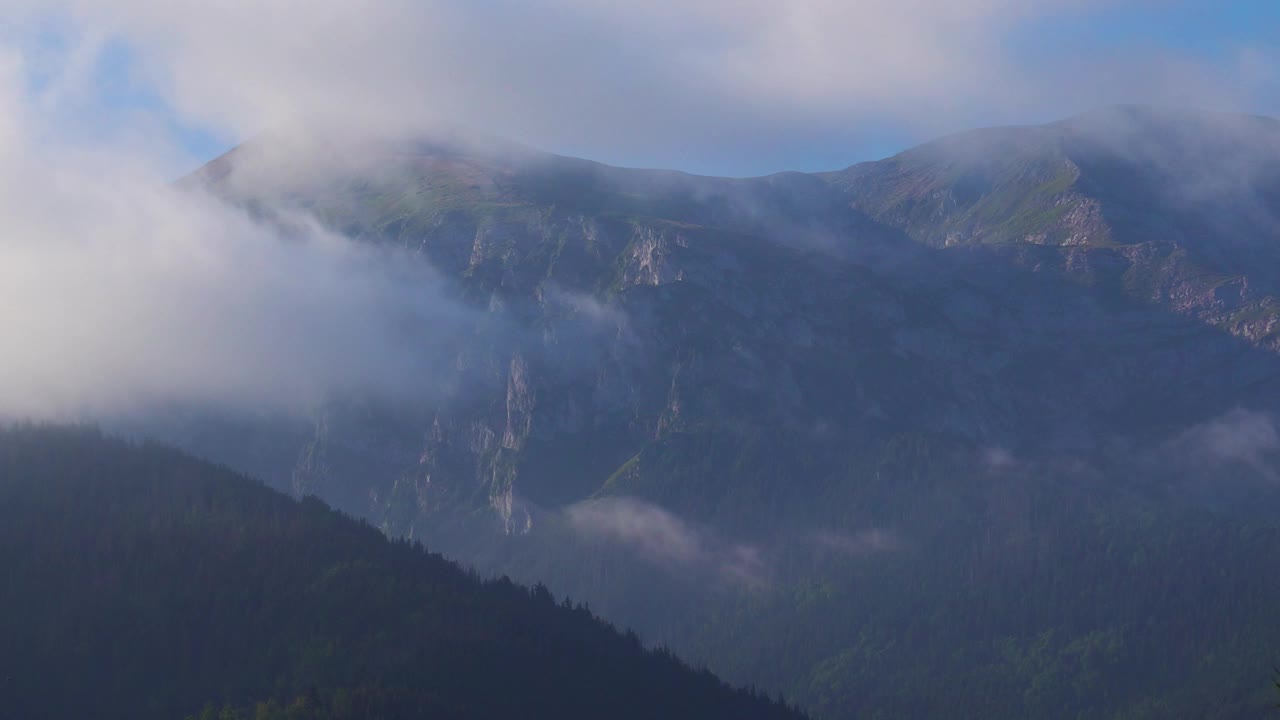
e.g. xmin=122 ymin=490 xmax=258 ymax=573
xmin=0 ymin=425 xmax=804 ymax=720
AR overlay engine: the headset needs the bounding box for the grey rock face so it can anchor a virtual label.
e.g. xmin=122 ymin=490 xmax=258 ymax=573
xmin=177 ymin=107 xmax=1280 ymax=538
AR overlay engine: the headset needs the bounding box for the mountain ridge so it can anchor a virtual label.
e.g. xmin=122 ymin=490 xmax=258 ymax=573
xmin=168 ymin=103 xmax=1280 ymax=529
xmin=147 ymin=104 xmax=1280 ymax=718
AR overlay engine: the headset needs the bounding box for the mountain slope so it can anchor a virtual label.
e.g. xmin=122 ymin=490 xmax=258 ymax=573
xmin=830 ymin=107 xmax=1280 ymax=249
xmin=827 ymin=105 xmax=1280 ymax=342
xmin=0 ymin=425 xmax=802 ymax=720
xmin=177 ymin=107 xmax=1280 ymax=530
xmin=152 ymin=106 xmax=1280 ymax=718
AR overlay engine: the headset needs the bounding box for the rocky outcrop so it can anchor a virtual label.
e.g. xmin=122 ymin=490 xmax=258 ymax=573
xmin=178 ymin=106 xmax=1280 ymax=537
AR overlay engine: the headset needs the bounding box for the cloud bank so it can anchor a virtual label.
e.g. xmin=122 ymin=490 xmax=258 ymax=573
xmin=565 ymin=497 xmax=903 ymax=588
xmin=10 ymin=1 xmax=1279 ymax=173
xmin=565 ymin=497 xmax=769 ymax=588
xmin=1 ymin=2 xmax=1277 ymax=423
xmin=0 ymin=41 xmax=470 ymax=421
xmin=1175 ymin=408 xmax=1280 ymax=483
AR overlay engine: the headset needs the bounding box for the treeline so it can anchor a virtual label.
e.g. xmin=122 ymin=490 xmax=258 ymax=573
xmin=0 ymin=425 xmax=803 ymax=720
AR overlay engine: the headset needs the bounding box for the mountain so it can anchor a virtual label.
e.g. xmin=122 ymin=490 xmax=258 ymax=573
xmin=181 ymin=106 xmax=1280 ymax=528
xmin=0 ymin=425 xmax=803 ymax=720
xmin=830 ymin=105 xmax=1280 ymax=328
xmin=157 ymin=106 xmax=1280 ymax=718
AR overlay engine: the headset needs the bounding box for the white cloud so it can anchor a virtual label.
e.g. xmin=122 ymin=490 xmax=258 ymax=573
xmin=981 ymin=447 xmax=1018 ymax=470
xmin=0 ymin=2 xmax=1275 ymax=421
xmin=1177 ymin=408 xmax=1280 ymax=481
xmin=7 ymin=1 xmax=1276 ymax=172
xmin=0 ymin=38 xmax=471 ymax=421
xmin=565 ymin=497 xmax=769 ymax=587
xmin=564 ymin=497 xmax=902 ymax=587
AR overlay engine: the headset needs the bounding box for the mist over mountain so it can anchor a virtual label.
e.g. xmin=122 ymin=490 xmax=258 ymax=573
xmin=91 ymin=105 xmax=1280 ymax=718
xmin=6 ymin=2 xmax=1280 ymax=717
xmin=175 ymin=105 xmax=1280 ymax=516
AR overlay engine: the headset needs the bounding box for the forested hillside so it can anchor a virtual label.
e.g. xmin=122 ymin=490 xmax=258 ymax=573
xmin=454 ymin=433 xmax=1280 ymax=719
xmin=0 ymin=425 xmax=802 ymax=720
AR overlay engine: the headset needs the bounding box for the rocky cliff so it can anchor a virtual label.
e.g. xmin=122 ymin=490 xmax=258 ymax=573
xmin=179 ymin=107 xmax=1280 ymax=539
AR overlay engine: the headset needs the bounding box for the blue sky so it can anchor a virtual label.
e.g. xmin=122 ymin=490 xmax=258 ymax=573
xmin=13 ymin=1 xmax=1280 ymax=176
xmin=1040 ymin=2 xmax=1280 ymax=59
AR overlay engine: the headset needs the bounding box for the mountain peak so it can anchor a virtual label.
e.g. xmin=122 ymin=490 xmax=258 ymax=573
xmin=829 ymin=105 xmax=1280 ymax=259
